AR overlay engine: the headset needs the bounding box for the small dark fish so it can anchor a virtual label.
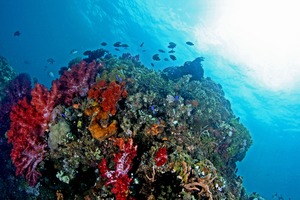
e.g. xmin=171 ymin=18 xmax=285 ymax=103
xmin=101 ymin=42 xmax=107 ymax=46
xmin=168 ymin=42 xmax=176 ymax=49
xmin=142 ymin=50 xmax=146 ymax=52
xmin=168 ymin=50 xmax=175 ymax=53
xmin=115 ymin=48 xmax=120 ymax=51
xmin=24 ymin=60 xmax=30 ymax=64
xmin=163 ymin=58 xmax=169 ymax=61
xmin=14 ymin=31 xmax=21 ymax=36
xmin=83 ymin=50 xmax=92 ymax=56
xmin=150 ymin=63 xmax=154 ymax=67
xmin=47 ymin=58 xmax=55 ymax=64
xmin=158 ymin=49 xmax=165 ymax=53
xmin=152 ymin=54 xmax=160 ymax=61
xmin=170 ymin=55 xmax=176 ymax=61
xmin=140 ymin=42 xmax=144 ymax=47
xmin=113 ymin=42 xmax=122 ymax=47
xmin=121 ymin=44 xmax=129 ymax=48
xmin=70 ymin=49 xmax=78 ymax=54
xmin=186 ymin=41 xmax=194 ymax=46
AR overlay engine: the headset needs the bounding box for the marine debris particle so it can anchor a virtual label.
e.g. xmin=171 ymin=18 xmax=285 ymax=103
xmin=2 ymin=47 xmax=256 ymax=200
xmin=152 ymin=53 xmax=160 ymax=61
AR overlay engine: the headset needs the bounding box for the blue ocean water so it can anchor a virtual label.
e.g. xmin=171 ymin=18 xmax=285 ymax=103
xmin=0 ymin=0 xmax=299 ymax=199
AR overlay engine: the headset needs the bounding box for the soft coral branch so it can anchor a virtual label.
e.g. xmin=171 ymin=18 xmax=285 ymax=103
xmin=98 ymin=138 xmax=137 ymax=200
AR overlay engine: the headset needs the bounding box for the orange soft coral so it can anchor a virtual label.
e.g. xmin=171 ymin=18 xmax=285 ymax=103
xmin=88 ymin=120 xmax=118 ymax=141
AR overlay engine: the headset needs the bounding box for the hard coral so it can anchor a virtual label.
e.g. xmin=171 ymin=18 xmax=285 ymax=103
xmin=98 ymin=138 xmax=137 ymax=200
xmin=7 ymin=82 xmax=60 ymax=185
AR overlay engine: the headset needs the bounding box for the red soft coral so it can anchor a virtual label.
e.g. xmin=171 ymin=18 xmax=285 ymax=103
xmin=98 ymin=138 xmax=137 ymax=200
xmin=155 ymin=147 xmax=168 ymax=167
xmin=88 ymin=80 xmax=127 ymax=115
xmin=7 ymin=82 xmax=60 ymax=185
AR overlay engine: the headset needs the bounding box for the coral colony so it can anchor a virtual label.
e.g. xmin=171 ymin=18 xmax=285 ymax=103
xmin=1 ymin=49 xmax=257 ymax=199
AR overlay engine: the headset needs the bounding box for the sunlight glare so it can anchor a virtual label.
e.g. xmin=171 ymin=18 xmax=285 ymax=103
xmin=196 ymin=0 xmax=300 ymax=91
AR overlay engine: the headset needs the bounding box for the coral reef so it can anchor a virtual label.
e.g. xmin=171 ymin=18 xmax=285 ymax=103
xmin=57 ymin=60 xmax=103 ymax=105
xmin=2 ymin=51 xmax=260 ymax=199
xmin=0 ymin=56 xmax=17 ymax=101
xmin=7 ymin=82 xmax=60 ymax=185
xmin=0 ymin=73 xmax=32 ymax=134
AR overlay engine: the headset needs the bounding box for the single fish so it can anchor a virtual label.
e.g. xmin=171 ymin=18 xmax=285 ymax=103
xmin=142 ymin=50 xmax=146 ymax=52
xmin=47 ymin=58 xmax=55 ymax=64
xmin=151 ymin=63 xmax=154 ymax=67
xmin=186 ymin=41 xmax=194 ymax=46
xmin=140 ymin=42 xmax=144 ymax=47
xmin=158 ymin=49 xmax=165 ymax=53
xmin=164 ymin=58 xmax=169 ymax=61
xmin=24 ymin=60 xmax=30 ymax=64
xmin=170 ymin=55 xmax=176 ymax=61
xmin=83 ymin=50 xmax=92 ymax=56
xmin=168 ymin=42 xmax=176 ymax=49
xmin=14 ymin=31 xmax=21 ymax=36
xmin=168 ymin=50 xmax=175 ymax=53
xmin=152 ymin=54 xmax=160 ymax=61
xmin=113 ymin=41 xmax=122 ymax=47
xmin=70 ymin=49 xmax=78 ymax=54
xmin=48 ymin=71 xmax=54 ymax=78
xmin=101 ymin=42 xmax=107 ymax=46
xmin=115 ymin=48 xmax=120 ymax=51
xmin=121 ymin=44 xmax=129 ymax=48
